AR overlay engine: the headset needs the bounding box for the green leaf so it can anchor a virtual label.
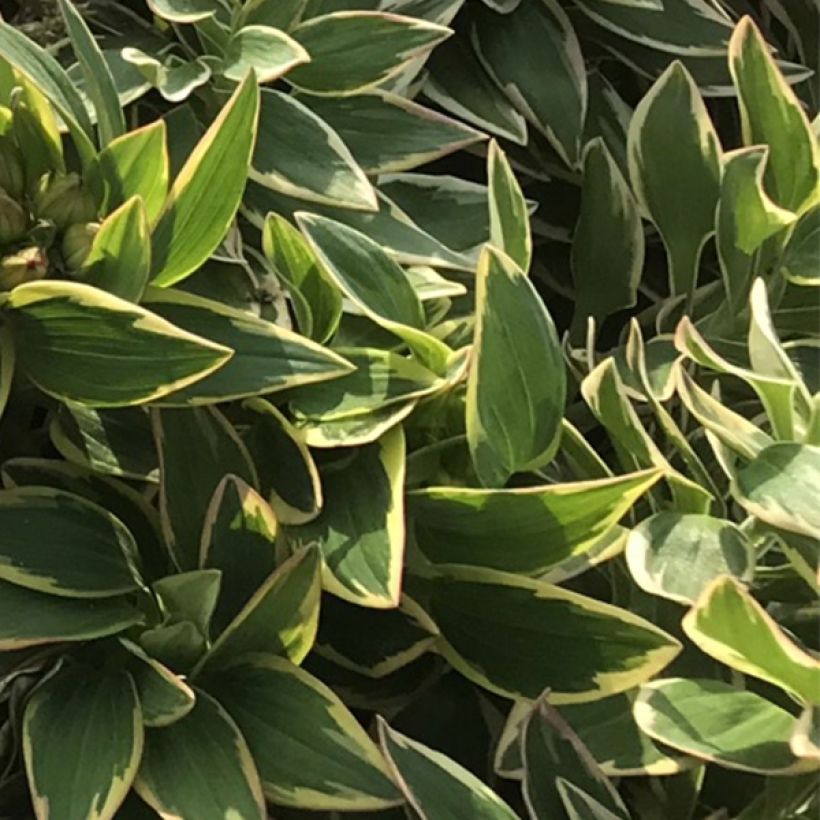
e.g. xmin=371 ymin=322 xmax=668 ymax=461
xmin=571 ymin=137 xmax=643 ymax=335
xmin=729 ymin=16 xmax=820 ymax=213
xmin=153 ymin=570 xmax=221 ymax=639
xmin=146 ymin=0 xmax=218 ymax=22
xmin=791 ymin=706 xmax=820 ymax=762
xmin=243 ymin=399 xmax=322 ymax=525
xmin=95 ymin=120 xmax=169 ymax=225
xmin=57 ymin=0 xmax=125 ymax=146
xmin=683 ymin=576 xmax=820 ymax=704
xmin=378 ymin=719 xmax=518 ymax=819
xmin=410 ymin=469 xmax=661 ymax=575
xmin=0 ymin=486 xmax=140 ymax=598
xmin=473 ymin=0 xmax=586 ymax=167
xmin=420 ymin=565 xmax=680 ymax=702
xmin=124 ymin=50 xmax=211 ymax=104
xmin=626 ymin=513 xmax=755 ymax=605
xmin=487 ymin=140 xmax=530 ymax=272
xmin=198 ymin=474 xmax=277 ymax=633
xmin=135 ymin=689 xmax=265 ymax=820
xmin=782 ymin=205 xmax=820 ymax=285
xmin=294 ymin=401 xmax=416 ymax=449
xmin=288 ymin=11 xmax=451 ymax=95
xmin=4 ymin=281 xmax=231 ymax=407
xmin=221 ymin=24 xmax=309 ymax=82
xmin=203 ymin=655 xmax=402 ymax=810
xmin=153 ymin=407 xmax=257 ymax=570
xmin=251 ymin=89 xmax=376 ymax=211
xmin=24 ymin=665 xmax=142 ymax=820
xmin=80 ymin=196 xmax=151 ymax=302
xmin=627 ymin=61 xmax=721 ymax=295
xmin=467 ymin=246 xmax=565 ymax=488
xmin=151 ymin=73 xmax=259 ymax=287
xmin=238 ymin=0 xmax=308 ymax=28
xmin=196 ymin=546 xmax=322 ymax=674
xmin=733 ymin=442 xmax=820 ymax=539
xmin=144 ymin=287 xmax=352 ymax=404
xmin=283 ymin=425 xmax=406 ymax=607
xmin=301 ymin=90 xmax=484 ymax=175
xmin=521 ymin=695 xmax=629 ymax=820
xmin=635 ymin=678 xmax=813 ymax=774
xmin=0 ymin=580 xmax=141 ymax=649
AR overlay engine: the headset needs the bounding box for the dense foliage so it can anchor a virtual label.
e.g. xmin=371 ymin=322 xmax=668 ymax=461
xmin=0 ymin=0 xmax=817 ymax=818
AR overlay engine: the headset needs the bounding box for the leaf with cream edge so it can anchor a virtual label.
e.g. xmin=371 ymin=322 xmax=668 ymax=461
xmin=683 ymin=575 xmax=820 ymax=704
xmin=251 ymin=89 xmax=377 ymax=211
xmin=283 ymin=425 xmax=406 ymax=608
xmin=791 ymin=706 xmax=820 ymax=762
xmin=96 ymin=120 xmax=169 ymax=225
xmin=195 ymin=546 xmax=322 ymax=674
xmin=634 ymin=678 xmax=815 ymax=774
xmin=243 ymin=398 xmax=323 ymax=525
xmin=143 ymin=287 xmax=353 ymax=405
xmin=24 ymin=665 xmax=143 ymax=820
xmin=202 ymin=655 xmax=403 ymax=810
xmin=294 ymin=400 xmax=416 ymax=449
xmin=135 ymin=689 xmax=266 ymax=820
xmin=409 ymin=468 xmax=662 ymax=575
xmin=377 ymin=719 xmax=519 ymax=819
xmin=146 ymin=0 xmax=218 ymax=23
xmin=729 ymin=17 xmax=820 ymax=214
xmin=151 ymin=73 xmax=260 ymax=287
xmin=287 ymin=11 xmax=452 ymax=96
xmin=627 ymin=61 xmax=721 ymax=295
xmin=473 ymin=0 xmax=587 ymax=168
xmin=221 ymin=25 xmax=310 ymax=83
xmin=487 ymin=140 xmax=531 ymax=272
xmin=782 ymin=205 xmax=820 ymax=285
xmin=467 ymin=245 xmax=565 ymax=488
xmin=417 ymin=565 xmax=680 ymax=702
xmin=199 ymin=475 xmax=278 ymax=633
xmin=3 ymin=281 xmax=231 ymax=408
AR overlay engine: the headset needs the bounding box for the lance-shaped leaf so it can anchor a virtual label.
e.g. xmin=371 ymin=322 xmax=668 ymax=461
xmin=203 ymin=655 xmax=402 ymax=810
xmin=316 ymin=594 xmax=438 ymax=678
xmin=221 ymin=24 xmax=309 ymax=83
xmin=732 ymin=442 xmax=820 ymax=539
xmin=4 ymin=282 xmax=231 ymax=407
xmin=683 ymin=576 xmax=820 ymax=704
xmin=238 ymin=0 xmax=307 ymax=28
xmin=0 ymin=487 xmax=140 ymax=598
xmin=783 ymin=205 xmax=820 ymax=285
xmin=473 ymin=0 xmax=586 ymax=167
xmin=144 ymin=288 xmax=352 ymax=404
xmin=571 ymin=137 xmax=643 ymax=336
xmin=487 ymin=140 xmax=530 ymax=272
xmin=420 ymin=565 xmax=680 ymax=702
xmin=262 ymin=212 xmax=342 ymax=343
xmin=634 ymin=678 xmax=812 ymax=774
xmin=147 ymin=0 xmax=218 ymax=22
xmin=96 ymin=120 xmax=169 ymax=225
xmin=283 ymin=426 xmax=406 ymax=608
xmin=729 ymin=17 xmax=820 ymax=213
xmin=154 ymin=407 xmax=257 ymax=570
xmin=199 ymin=475 xmax=277 ymax=633
xmin=151 ymin=73 xmax=259 ymax=287
xmin=288 ymin=11 xmax=451 ymax=95
xmin=294 ymin=401 xmax=416 ymax=449
xmin=301 ymin=91 xmax=484 ymax=175
xmin=252 ymin=89 xmax=376 ymax=211
xmin=243 ymin=399 xmax=322 ymax=525
xmin=24 ymin=665 xmax=142 ymax=820
xmin=57 ymin=0 xmax=125 ymax=146
xmin=410 ymin=469 xmax=661 ymax=575
xmin=0 ymin=580 xmax=141 ymax=650
xmin=627 ymin=514 xmax=755 ymax=605
xmin=124 ymin=50 xmax=211 ymax=104
xmin=80 ymin=196 xmax=151 ymax=303
xmin=628 ymin=61 xmax=721 ymax=295
xmin=521 ymin=695 xmax=629 ymax=820
xmin=717 ymin=148 xmax=796 ymax=313
xmin=296 ymin=212 xmax=451 ymax=373
xmin=196 ymin=547 xmax=322 ymax=674
xmin=136 ymin=689 xmax=265 ymax=820
xmin=378 ymin=719 xmax=518 ymax=819
xmin=424 ymin=31 xmax=528 ymax=145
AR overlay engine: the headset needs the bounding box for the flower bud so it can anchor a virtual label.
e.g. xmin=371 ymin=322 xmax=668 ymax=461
xmin=0 ymin=136 xmax=25 ymax=201
xmin=62 ymin=221 xmax=99 ymax=271
xmin=0 ymin=246 xmax=48 ymax=290
xmin=34 ymin=173 xmax=97 ymax=231
xmin=0 ymin=190 xmax=27 ymax=245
